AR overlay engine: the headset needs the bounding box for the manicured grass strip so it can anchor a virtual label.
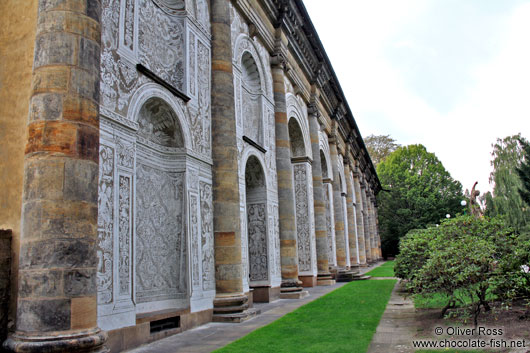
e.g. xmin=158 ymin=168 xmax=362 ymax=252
xmin=365 ymin=260 xmax=395 ymax=277
xmin=214 ymin=279 xmax=396 ymax=353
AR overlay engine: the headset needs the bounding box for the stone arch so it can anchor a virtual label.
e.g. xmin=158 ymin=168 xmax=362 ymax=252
xmin=137 ymin=97 xmax=184 ymax=148
xmin=244 ymin=155 xmax=269 ymax=283
xmin=233 ymin=34 xmax=270 ymax=99
xmin=240 ymin=51 xmax=264 ymax=145
xmin=128 ymin=83 xmax=192 ymax=150
xmin=286 ymin=93 xmax=312 ymax=160
xmin=320 ymin=150 xmax=329 ymax=179
xmin=288 ymin=117 xmax=306 ymax=157
xmin=319 ymin=131 xmax=332 ymax=181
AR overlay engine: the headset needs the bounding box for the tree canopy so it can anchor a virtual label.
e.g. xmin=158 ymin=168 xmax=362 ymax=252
xmin=364 ymin=134 xmax=400 ymax=167
xmin=516 ymin=138 xmax=530 ymax=206
xmin=486 ymin=134 xmax=530 ymax=232
xmin=377 ymin=144 xmax=464 ymax=256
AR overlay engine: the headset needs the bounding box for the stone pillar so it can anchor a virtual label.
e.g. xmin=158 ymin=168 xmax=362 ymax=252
xmin=308 ymin=107 xmax=333 ymax=285
xmin=344 ymin=162 xmax=359 ymax=267
xmin=1 ymin=230 xmax=11 ymax=346
xmin=361 ymin=182 xmax=373 ymax=263
xmin=323 ymin=180 xmax=337 ymax=267
xmin=329 ymin=138 xmax=347 ymax=268
xmin=3 ymin=1 xmax=107 ymax=351
xmin=210 ymin=0 xmax=256 ymax=321
xmin=272 ymin=40 xmax=307 ymax=299
xmin=352 ymin=172 xmax=367 ymax=265
xmin=369 ymin=195 xmax=379 ymax=261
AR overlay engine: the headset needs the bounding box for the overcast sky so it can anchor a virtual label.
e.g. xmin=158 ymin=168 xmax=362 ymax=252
xmin=304 ymin=0 xmax=530 ymax=194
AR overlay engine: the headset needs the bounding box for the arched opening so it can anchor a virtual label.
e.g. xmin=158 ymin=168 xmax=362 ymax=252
xmin=288 ymin=118 xmax=305 ymax=157
xmin=245 ymin=156 xmax=268 ymax=283
xmin=135 ymin=97 xmax=187 ymax=309
xmin=320 ymin=150 xmax=329 ymax=179
xmin=242 ymin=52 xmax=263 ymax=145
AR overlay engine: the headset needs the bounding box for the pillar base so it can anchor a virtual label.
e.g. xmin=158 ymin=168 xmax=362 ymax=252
xmin=3 ymin=328 xmax=108 ymax=353
xmin=279 ymin=280 xmax=309 ymax=299
xmin=212 ymin=294 xmax=260 ymax=323
xmin=316 ymin=272 xmax=335 ymax=286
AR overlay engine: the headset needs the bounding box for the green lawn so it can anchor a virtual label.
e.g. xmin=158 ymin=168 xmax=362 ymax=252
xmin=364 ymin=260 xmax=395 ymax=277
xmin=214 ymin=279 xmax=397 ymax=353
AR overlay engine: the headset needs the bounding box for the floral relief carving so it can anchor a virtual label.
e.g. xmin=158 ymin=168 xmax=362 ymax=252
xmin=190 ymin=194 xmax=200 ymax=287
xmin=118 ymin=175 xmax=131 ymax=296
xmin=116 ymin=139 xmax=135 ymax=168
xmin=189 ymin=32 xmax=196 ymax=96
xmin=139 ymin=0 xmax=185 ymax=91
xmin=136 ymin=164 xmax=186 ymax=302
xmin=325 ymin=186 xmax=334 ymax=264
xmin=294 ymin=164 xmax=311 ymax=271
xmin=247 ymin=203 xmax=268 ymax=281
xmin=273 ymin=205 xmax=281 ymax=275
xmin=97 ymin=145 xmax=114 ymax=305
xmin=200 ymin=182 xmax=215 ymax=290
xmin=124 ymin=0 xmax=135 ymax=51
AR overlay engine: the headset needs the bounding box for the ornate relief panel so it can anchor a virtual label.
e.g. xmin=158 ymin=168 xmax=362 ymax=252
xmin=138 ymin=0 xmax=185 ymax=91
xmin=190 ymin=194 xmax=200 ymax=287
xmin=135 ymin=164 xmax=186 ymax=303
xmin=200 ymin=182 xmax=215 ymax=290
xmin=247 ymin=203 xmax=268 ymax=281
xmin=294 ymin=164 xmax=312 ymax=272
xmin=324 ymin=184 xmax=336 ymax=265
xmin=118 ymin=175 xmax=132 ymax=296
xmin=97 ymin=145 xmax=114 ymax=305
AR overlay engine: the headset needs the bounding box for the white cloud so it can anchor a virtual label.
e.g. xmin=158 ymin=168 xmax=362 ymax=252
xmin=304 ymin=0 xmax=530 ymax=195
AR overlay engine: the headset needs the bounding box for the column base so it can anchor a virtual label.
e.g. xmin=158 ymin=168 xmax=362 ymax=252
xmin=212 ymin=294 xmax=260 ymax=323
xmin=316 ymin=272 xmax=335 ymax=286
xmin=279 ymin=280 xmax=309 ymax=299
xmin=3 ymin=328 xmax=108 ymax=353
xmin=298 ymin=275 xmax=317 ymax=287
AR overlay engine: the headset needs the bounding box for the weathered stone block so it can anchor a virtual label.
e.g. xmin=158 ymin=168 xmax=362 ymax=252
xmin=19 ymin=238 xmax=97 ymax=269
xmin=32 ymin=66 xmax=69 ymax=93
xmin=23 ymin=158 xmax=65 ymax=201
xmin=24 ymin=200 xmax=97 ymax=242
xmin=86 ymin=0 xmax=101 ymax=22
xmin=39 ymin=0 xmax=86 ymax=14
xmin=25 ymin=121 xmax=78 ymax=156
xmin=63 ymin=95 xmax=98 ymax=126
xmin=17 ymin=298 xmax=70 ymax=332
xmin=65 ymin=12 xmax=101 ymax=43
xmin=18 ymin=269 xmax=63 ymax=298
xmin=34 ymin=31 xmax=77 ymax=68
xmin=63 ymin=158 xmax=98 ymax=203
xmin=75 ymin=124 xmax=99 ymax=162
xmin=64 ymin=268 xmax=96 ymax=297
xmin=214 ymin=247 xmax=241 ymax=265
xmin=78 ymin=37 xmax=100 ymax=74
xmin=70 ymin=296 xmax=96 ymax=329
xmin=70 ymin=67 xmax=99 ymax=102
xmin=29 ymin=93 xmax=63 ymax=122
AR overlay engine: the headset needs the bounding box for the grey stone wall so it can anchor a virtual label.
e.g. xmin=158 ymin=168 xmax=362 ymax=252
xmin=0 ymin=229 xmax=12 ymax=344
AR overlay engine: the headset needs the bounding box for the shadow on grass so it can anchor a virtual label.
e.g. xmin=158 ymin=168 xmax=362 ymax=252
xmin=214 ymin=280 xmax=397 ymax=353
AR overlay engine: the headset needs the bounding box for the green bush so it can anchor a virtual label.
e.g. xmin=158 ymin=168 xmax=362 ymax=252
xmin=395 ymin=215 xmax=530 ymax=324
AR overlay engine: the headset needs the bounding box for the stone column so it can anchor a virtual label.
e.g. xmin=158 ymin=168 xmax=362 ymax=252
xmin=344 ymin=161 xmax=359 ymax=267
xmin=272 ymin=41 xmax=307 ymax=299
xmin=210 ymin=0 xmax=255 ymax=321
xmin=323 ymin=180 xmax=337 ymax=267
xmin=353 ymin=171 xmax=367 ymax=265
xmin=369 ymin=195 xmax=379 ymax=261
xmin=361 ymin=182 xmax=373 ymax=263
xmin=308 ymin=107 xmax=333 ymax=285
xmin=329 ymin=138 xmax=347 ymax=268
xmin=4 ymin=1 xmax=107 ymax=352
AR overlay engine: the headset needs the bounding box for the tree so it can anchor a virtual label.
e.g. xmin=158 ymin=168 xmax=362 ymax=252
xmin=488 ymin=134 xmax=530 ymax=232
xmin=516 ymin=138 xmax=530 ymax=206
xmin=364 ymin=134 xmax=400 ymax=167
xmin=377 ymin=144 xmax=464 ymax=256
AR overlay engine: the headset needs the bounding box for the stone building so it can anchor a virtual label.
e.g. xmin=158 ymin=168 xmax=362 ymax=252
xmin=0 ymin=0 xmax=381 ymax=351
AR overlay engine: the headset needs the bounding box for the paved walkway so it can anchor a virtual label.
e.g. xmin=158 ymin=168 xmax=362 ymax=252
xmin=367 ymin=280 xmax=417 ymax=353
xmin=125 ymin=263 xmax=382 ymax=353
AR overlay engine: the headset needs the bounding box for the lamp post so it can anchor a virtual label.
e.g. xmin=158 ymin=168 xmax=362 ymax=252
xmin=461 ymin=200 xmax=467 ymax=215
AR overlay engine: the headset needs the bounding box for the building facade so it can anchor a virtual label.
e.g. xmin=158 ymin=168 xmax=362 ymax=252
xmin=0 ymin=0 xmax=381 ymax=352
